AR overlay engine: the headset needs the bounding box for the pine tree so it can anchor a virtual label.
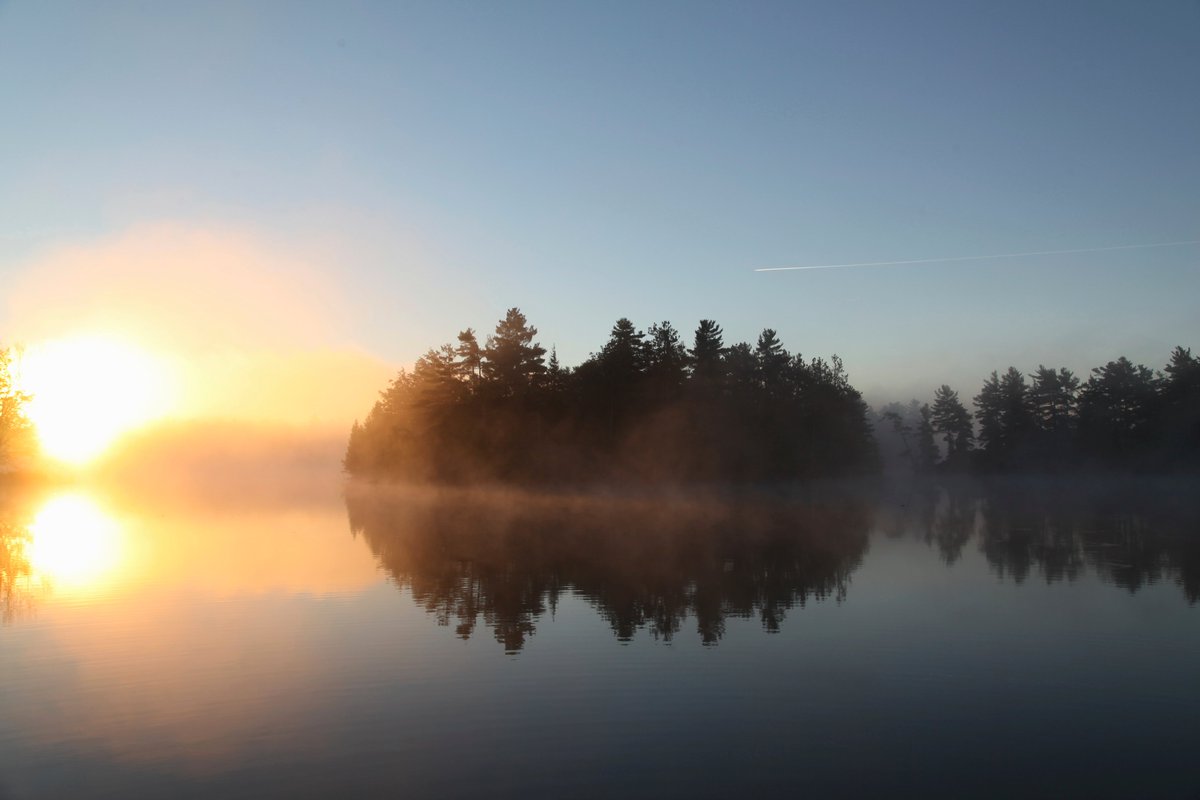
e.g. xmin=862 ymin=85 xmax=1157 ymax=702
xmin=482 ymin=308 xmax=547 ymax=398
xmin=931 ymin=385 xmax=973 ymax=467
xmin=689 ymin=319 xmax=726 ymax=382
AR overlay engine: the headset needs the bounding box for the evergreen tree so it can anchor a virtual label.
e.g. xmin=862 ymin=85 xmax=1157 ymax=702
xmin=974 ymin=371 xmax=1004 ymax=461
xmin=598 ymin=318 xmax=647 ymax=383
xmin=1028 ymin=366 xmax=1079 ymax=435
xmin=931 ymin=385 xmax=973 ymax=466
xmin=1162 ymin=346 xmax=1200 ymax=465
xmin=689 ymin=319 xmax=726 ymax=382
xmin=999 ymin=366 xmax=1034 ymax=459
xmin=483 ymin=308 xmax=547 ymax=398
xmin=755 ymin=328 xmax=790 ymax=394
xmin=645 ymin=321 xmax=689 ymax=398
xmin=1077 ymin=357 xmax=1161 ymax=463
xmin=455 ymin=328 xmax=483 ymax=386
xmin=724 ymin=343 xmax=757 ymax=393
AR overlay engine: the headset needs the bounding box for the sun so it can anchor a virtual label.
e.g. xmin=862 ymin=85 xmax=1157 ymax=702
xmin=19 ymin=334 xmax=178 ymax=465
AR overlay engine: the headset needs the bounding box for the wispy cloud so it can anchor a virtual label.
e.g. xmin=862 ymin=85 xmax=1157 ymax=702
xmin=755 ymin=240 xmax=1200 ymax=272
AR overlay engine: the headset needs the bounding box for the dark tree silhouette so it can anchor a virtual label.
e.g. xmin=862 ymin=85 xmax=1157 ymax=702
xmin=1076 ymin=357 xmax=1161 ymax=466
xmin=1162 ymin=346 xmax=1200 ymax=467
xmin=1028 ymin=365 xmax=1080 ymax=465
xmin=931 ymin=385 xmax=973 ymax=469
xmin=482 ymin=308 xmax=546 ymax=398
xmin=689 ymin=319 xmax=726 ymax=385
xmin=645 ymin=321 xmax=689 ymax=401
xmin=345 ymin=311 xmax=878 ymax=484
xmin=754 ymin=328 xmax=790 ymax=395
xmin=915 ymin=346 xmax=1196 ymax=474
xmin=455 ymin=328 xmax=483 ymax=386
xmin=973 ymin=367 xmax=1035 ymax=469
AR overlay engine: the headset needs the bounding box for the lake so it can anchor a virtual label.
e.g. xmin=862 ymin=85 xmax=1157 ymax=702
xmin=1 ymin=477 xmax=1197 ymax=799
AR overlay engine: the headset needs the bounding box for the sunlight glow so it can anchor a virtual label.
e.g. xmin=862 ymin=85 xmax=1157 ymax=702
xmin=20 ymin=334 xmax=178 ymax=464
xmin=27 ymin=493 xmax=124 ymax=591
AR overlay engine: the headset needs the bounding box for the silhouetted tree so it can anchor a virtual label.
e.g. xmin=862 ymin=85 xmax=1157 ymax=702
xmin=1028 ymin=365 xmax=1080 ymax=466
xmin=455 ymin=328 xmax=483 ymax=387
xmin=974 ymin=371 xmax=1004 ymax=462
xmin=645 ymin=321 xmax=689 ymax=401
xmin=1162 ymin=346 xmax=1200 ymax=467
xmin=973 ymin=367 xmax=1034 ymax=469
xmin=931 ymin=385 xmax=973 ymax=468
xmin=755 ymin=329 xmax=790 ymax=395
xmin=483 ymin=308 xmax=546 ymax=398
xmin=345 ymin=312 xmax=886 ymax=483
xmin=1029 ymin=366 xmax=1079 ymax=434
xmin=689 ymin=319 xmax=726 ymax=384
xmin=1077 ymin=357 xmax=1160 ymax=465
xmin=724 ymin=342 xmax=756 ymax=394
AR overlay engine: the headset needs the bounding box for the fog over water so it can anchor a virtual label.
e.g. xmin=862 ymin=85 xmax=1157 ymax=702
xmin=2 ymin=466 xmax=1197 ymax=798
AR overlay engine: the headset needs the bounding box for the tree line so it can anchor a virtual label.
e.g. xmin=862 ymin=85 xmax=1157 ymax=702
xmin=344 ymin=308 xmax=877 ymax=483
xmin=876 ymin=346 xmax=1200 ymax=473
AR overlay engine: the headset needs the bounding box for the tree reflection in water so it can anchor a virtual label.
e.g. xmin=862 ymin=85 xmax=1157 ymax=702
xmin=345 ymin=486 xmax=872 ymax=652
xmin=885 ymin=479 xmax=1200 ymax=603
xmin=0 ymin=496 xmax=36 ymax=623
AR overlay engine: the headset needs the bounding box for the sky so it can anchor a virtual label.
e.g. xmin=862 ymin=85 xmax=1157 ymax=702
xmin=1 ymin=0 xmax=1197 ymax=414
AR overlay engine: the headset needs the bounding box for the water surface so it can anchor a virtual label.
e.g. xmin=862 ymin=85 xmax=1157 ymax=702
xmin=1 ymin=479 xmax=1197 ymax=798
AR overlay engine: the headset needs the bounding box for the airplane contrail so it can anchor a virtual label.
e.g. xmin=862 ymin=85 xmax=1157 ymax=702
xmin=754 ymin=239 xmax=1200 ymax=272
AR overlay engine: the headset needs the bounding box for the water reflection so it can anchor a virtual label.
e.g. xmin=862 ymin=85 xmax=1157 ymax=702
xmin=29 ymin=493 xmax=124 ymax=589
xmin=1 ymin=490 xmax=126 ymax=619
xmin=1 ymin=482 xmax=381 ymax=622
xmin=884 ymin=479 xmax=1200 ymax=603
xmin=0 ymin=499 xmax=34 ymax=622
xmin=346 ymin=486 xmax=872 ymax=651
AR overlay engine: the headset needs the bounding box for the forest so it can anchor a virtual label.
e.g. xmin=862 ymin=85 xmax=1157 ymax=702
xmin=875 ymin=346 xmax=1200 ymax=474
xmin=344 ymin=309 xmax=877 ymax=484
xmin=346 ymin=309 xmax=1199 ymax=483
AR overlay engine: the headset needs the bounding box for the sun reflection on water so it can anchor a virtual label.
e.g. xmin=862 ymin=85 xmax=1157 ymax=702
xmin=25 ymin=493 xmax=124 ymax=593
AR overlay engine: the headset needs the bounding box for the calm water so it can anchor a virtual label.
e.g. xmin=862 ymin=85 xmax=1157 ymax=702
xmin=1 ymin=478 xmax=1197 ymax=799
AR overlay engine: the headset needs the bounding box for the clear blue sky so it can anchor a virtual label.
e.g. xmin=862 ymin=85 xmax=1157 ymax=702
xmin=2 ymin=0 xmax=1197 ymax=402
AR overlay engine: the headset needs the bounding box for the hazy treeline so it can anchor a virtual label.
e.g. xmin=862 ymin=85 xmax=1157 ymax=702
xmin=0 ymin=347 xmax=36 ymax=466
xmin=345 ymin=485 xmax=870 ymax=650
xmin=874 ymin=346 xmax=1200 ymax=474
xmin=345 ymin=309 xmax=876 ymax=483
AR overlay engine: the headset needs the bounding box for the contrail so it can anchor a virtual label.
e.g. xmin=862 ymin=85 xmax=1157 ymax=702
xmin=754 ymin=239 xmax=1200 ymax=272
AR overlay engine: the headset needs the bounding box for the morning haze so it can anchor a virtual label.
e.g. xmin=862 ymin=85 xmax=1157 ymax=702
xmin=0 ymin=2 xmax=1197 ymax=798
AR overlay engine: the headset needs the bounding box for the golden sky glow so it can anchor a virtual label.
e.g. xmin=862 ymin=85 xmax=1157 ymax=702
xmin=6 ymin=224 xmax=393 ymax=458
xmin=20 ymin=334 xmax=179 ymax=464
